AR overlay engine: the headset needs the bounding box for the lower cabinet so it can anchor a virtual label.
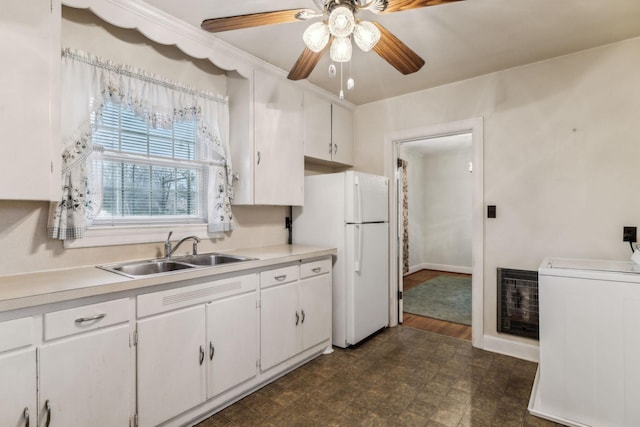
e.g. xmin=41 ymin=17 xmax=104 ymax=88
xmin=0 ymin=299 xmax=132 ymax=427
xmin=39 ymin=324 xmax=131 ymax=426
xmin=0 ymin=256 xmax=332 ymax=427
xmin=136 ymin=274 xmax=258 ymax=427
xmin=0 ymin=348 xmax=36 ymax=427
xmin=260 ymin=259 xmax=332 ymax=371
xmin=206 ymin=293 xmax=257 ymax=397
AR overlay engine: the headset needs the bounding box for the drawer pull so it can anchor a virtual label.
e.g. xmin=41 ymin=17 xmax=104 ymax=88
xmin=74 ymin=313 xmax=106 ymax=324
xmin=23 ymin=407 xmax=30 ymax=427
xmin=274 ymin=274 xmax=287 ymax=281
xmin=312 ymin=267 xmax=321 ymax=273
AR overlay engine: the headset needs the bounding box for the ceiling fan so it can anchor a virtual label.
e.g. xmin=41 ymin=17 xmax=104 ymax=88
xmin=201 ymin=0 xmax=463 ymax=81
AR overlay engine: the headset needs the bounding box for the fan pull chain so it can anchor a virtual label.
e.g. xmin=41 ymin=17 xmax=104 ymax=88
xmin=339 ymin=62 xmax=344 ymax=99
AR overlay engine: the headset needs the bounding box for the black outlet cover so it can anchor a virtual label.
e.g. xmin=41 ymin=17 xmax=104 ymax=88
xmin=623 ymin=226 xmax=637 ymax=242
xmin=487 ymin=205 xmax=496 ymax=219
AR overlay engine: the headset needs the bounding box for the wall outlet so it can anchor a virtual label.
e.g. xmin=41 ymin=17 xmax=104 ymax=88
xmin=623 ymin=226 xmax=637 ymax=242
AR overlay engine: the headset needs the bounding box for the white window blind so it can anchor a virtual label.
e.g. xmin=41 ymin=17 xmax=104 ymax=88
xmin=93 ymin=102 xmax=206 ymax=224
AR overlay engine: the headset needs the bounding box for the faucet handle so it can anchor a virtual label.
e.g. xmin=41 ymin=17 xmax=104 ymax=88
xmin=166 ymin=231 xmax=173 ymax=242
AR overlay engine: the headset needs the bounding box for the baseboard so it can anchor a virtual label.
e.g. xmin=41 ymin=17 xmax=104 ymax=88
xmin=407 ymin=263 xmax=472 ymax=275
xmin=482 ymin=334 xmax=539 ymax=363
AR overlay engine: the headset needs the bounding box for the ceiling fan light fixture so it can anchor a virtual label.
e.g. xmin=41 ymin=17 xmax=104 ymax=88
xmin=330 ymin=36 xmax=352 ymax=63
xmin=328 ymin=6 xmax=355 ymax=38
xmin=303 ymin=22 xmax=330 ymax=52
xmin=353 ymin=21 xmax=381 ymax=52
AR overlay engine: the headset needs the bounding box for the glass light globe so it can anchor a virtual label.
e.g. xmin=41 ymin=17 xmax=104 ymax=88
xmin=303 ymin=22 xmax=330 ymax=52
xmin=328 ymin=6 xmax=355 ymax=38
xmin=353 ymin=21 xmax=381 ymax=52
xmin=330 ymin=36 xmax=352 ymax=63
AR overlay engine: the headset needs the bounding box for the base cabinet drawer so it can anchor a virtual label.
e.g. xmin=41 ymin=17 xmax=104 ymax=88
xmin=44 ymin=298 xmax=129 ymax=340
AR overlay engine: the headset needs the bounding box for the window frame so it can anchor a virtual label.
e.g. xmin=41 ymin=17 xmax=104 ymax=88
xmin=92 ymin=101 xmax=208 ymax=225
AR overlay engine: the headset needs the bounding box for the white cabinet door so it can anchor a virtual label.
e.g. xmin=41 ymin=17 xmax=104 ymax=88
xmin=330 ymin=103 xmax=354 ymax=166
xmin=137 ymin=306 xmax=206 ymax=427
xmin=299 ymin=274 xmax=332 ymax=351
xmin=0 ymin=0 xmax=60 ymax=201
xmin=0 ymin=348 xmax=36 ymax=427
xmin=303 ymin=92 xmax=332 ymax=162
xmin=302 ymin=91 xmax=354 ymax=166
xmin=206 ymin=292 xmax=258 ymax=398
xmin=253 ymin=70 xmax=304 ymax=206
xmin=260 ymin=281 xmax=300 ymax=371
xmin=38 ymin=324 xmax=131 ymax=427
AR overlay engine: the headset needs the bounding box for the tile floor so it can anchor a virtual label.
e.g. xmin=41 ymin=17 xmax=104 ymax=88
xmin=195 ymin=326 xmax=562 ymax=426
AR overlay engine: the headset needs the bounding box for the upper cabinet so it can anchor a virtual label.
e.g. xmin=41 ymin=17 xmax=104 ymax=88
xmin=303 ymin=92 xmax=354 ymax=166
xmin=230 ymin=69 xmax=304 ymax=206
xmin=0 ymin=0 xmax=61 ymax=201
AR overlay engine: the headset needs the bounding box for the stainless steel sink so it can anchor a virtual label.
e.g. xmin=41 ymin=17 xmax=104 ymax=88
xmin=173 ymin=253 xmax=256 ymax=266
xmin=100 ymin=260 xmax=195 ymax=278
xmin=99 ymin=253 xmax=256 ymax=278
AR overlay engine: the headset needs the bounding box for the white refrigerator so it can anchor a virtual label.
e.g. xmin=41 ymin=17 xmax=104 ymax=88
xmin=293 ymin=171 xmax=389 ymax=348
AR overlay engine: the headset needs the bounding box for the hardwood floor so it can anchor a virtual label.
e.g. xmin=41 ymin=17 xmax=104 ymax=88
xmin=401 ymin=269 xmax=472 ymax=341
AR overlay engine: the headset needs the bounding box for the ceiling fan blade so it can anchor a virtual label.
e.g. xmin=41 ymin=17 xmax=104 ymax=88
xmin=201 ymin=9 xmax=311 ymax=33
xmin=287 ymin=40 xmax=332 ymax=81
xmin=371 ymin=22 xmax=425 ymax=74
xmin=382 ymin=0 xmax=464 ymax=14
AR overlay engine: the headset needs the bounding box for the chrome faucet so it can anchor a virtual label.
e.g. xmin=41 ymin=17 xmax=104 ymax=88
xmin=164 ymin=231 xmax=200 ymax=258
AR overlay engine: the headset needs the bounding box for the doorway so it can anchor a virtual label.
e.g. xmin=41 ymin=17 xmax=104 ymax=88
xmin=398 ymin=133 xmax=473 ymax=340
xmin=385 ymin=118 xmax=484 ymax=349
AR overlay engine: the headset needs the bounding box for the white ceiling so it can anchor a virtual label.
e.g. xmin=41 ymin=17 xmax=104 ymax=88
xmin=143 ymin=0 xmax=640 ymax=105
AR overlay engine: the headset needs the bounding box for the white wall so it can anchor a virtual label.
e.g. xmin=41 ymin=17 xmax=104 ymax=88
xmin=354 ymin=36 xmax=640 ymax=344
xmin=401 ymin=145 xmax=473 ymax=274
xmin=421 ymin=148 xmax=473 ymax=271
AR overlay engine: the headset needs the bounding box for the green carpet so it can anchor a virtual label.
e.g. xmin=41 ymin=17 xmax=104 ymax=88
xmin=403 ymin=275 xmax=471 ymax=325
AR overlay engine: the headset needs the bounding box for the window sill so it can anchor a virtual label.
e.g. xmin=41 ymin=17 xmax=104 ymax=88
xmin=63 ymin=223 xmax=212 ymax=249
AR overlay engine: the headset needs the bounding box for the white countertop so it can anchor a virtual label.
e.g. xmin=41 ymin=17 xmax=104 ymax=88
xmin=0 ymin=244 xmax=336 ymax=313
xmin=539 ymin=256 xmax=640 ymax=283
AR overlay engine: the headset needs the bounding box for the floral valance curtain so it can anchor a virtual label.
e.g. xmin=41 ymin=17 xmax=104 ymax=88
xmin=48 ymin=48 xmax=233 ymax=240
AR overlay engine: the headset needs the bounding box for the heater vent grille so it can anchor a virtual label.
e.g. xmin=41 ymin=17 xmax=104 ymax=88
xmin=497 ymin=268 xmax=539 ymax=340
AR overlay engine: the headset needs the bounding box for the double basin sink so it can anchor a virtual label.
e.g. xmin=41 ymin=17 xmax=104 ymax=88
xmin=99 ymin=253 xmax=256 ymax=278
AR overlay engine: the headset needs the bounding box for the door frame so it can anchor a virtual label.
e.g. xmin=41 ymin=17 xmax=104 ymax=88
xmin=384 ymin=117 xmax=484 ymax=349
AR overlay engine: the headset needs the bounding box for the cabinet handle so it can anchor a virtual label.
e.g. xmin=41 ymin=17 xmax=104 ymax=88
xmin=329 ymin=142 xmax=333 ymax=155
xmin=44 ymin=400 xmax=51 ymax=427
xmin=256 ymin=151 xmax=261 ymax=165
xmin=301 ymin=309 xmax=306 ymax=324
xmin=274 ymin=274 xmax=287 ymax=281
xmin=295 ymin=311 xmax=300 ymax=326
xmin=312 ymin=267 xmax=321 ymax=273
xmin=199 ymin=346 xmax=205 ymax=365
xmin=333 ymin=143 xmax=338 ymax=155
xmin=209 ymin=342 xmax=215 ymax=360
xmin=23 ymin=407 xmax=30 ymax=427
xmin=74 ymin=313 xmax=106 ymax=324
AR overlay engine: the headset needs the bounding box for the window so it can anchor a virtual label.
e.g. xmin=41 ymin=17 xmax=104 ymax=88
xmin=92 ymin=102 xmax=206 ymax=224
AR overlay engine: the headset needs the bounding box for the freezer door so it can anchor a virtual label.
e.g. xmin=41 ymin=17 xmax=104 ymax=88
xmin=345 ymin=172 xmax=388 ymax=223
xmin=345 ymin=222 xmax=389 ymax=345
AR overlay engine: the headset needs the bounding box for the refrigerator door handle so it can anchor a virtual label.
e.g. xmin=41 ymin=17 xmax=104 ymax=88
xmin=354 ymin=175 xmax=363 ymax=223
xmin=354 ymin=224 xmax=362 ymax=272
